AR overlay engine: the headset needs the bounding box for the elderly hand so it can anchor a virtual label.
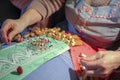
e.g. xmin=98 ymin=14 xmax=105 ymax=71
xmin=0 ymin=8 xmax=42 ymax=44
xmin=0 ymin=19 xmax=27 ymax=44
xmin=81 ymin=50 xmax=120 ymax=78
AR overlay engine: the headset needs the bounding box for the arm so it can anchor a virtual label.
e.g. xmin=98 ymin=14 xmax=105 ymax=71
xmin=19 ymin=9 xmax=42 ymax=27
xmin=0 ymin=9 xmax=41 ymax=44
xmin=19 ymin=0 xmax=66 ymax=27
xmin=1 ymin=0 xmax=66 ymax=44
xmin=26 ymin=0 xmax=65 ymax=19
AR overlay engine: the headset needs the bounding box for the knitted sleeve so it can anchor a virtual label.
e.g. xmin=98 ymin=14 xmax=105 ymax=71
xmin=26 ymin=0 xmax=65 ymax=19
xmin=10 ymin=0 xmax=32 ymax=9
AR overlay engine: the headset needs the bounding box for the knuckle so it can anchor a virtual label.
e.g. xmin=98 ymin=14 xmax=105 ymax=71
xmin=103 ymin=71 xmax=110 ymax=76
xmin=101 ymin=60 xmax=106 ymax=65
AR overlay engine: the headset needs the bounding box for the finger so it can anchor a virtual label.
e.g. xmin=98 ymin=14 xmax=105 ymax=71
xmin=8 ymin=30 xmax=18 ymax=41
xmin=82 ymin=54 xmax=98 ymax=61
xmin=81 ymin=59 xmax=101 ymax=70
xmin=1 ymin=23 xmax=11 ymax=43
xmin=86 ymin=68 xmax=107 ymax=78
xmin=86 ymin=70 xmax=103 ymax=77
xmin=82 ymin=52 xmax=103 ymax=61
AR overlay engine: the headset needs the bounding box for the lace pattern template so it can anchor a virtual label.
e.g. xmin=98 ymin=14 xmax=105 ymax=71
xmin=0 ymin=35 xmax=69 ymax=80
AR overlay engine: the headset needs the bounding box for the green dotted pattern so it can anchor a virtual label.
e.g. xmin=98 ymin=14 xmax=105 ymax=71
xmin=0 ymin=36 xmax=69 ymax=80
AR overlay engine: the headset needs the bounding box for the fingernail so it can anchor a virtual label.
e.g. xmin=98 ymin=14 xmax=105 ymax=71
xmin=80 ymin=53 xmax=87 ymax=57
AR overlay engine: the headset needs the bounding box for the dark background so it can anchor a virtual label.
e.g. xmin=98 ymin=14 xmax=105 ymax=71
xmin=0 ymin=0 xmax=20 ymax=27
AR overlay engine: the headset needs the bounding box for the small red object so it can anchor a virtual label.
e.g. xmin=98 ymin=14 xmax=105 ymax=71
xmin=17 ymin=66 xmax=23 ymax=74
xmin=85 ymin=7 xmax=90 ymax=12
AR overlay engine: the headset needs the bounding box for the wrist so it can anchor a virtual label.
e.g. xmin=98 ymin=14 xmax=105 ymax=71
xmin=19 ymin=9 xmax=42 ymax=26
xmin=16 ymin=19 xmax=28 ymax=29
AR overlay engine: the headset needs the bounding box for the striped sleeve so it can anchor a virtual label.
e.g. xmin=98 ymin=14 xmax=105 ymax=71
xmin=10 ymin=0 xmax=32 ymax=9
xmin=26 ymin=0 xmax=66 ymax=19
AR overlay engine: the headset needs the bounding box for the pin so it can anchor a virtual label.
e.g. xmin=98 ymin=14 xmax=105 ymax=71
xmin=17 ymin=66 xmax=23 ymax=74
xmin=85 ymin=7 xmax=90 ymax=12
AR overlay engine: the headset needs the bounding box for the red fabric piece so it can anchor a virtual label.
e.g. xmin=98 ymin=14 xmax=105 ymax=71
xmin=70 ymin=40 xmax=109 ymax=80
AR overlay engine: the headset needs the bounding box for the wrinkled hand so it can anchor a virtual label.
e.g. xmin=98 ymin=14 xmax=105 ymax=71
xmin=0 ymin=19 xmax=27 ymax=44
xmin=81 ymin=51 xmax=120 ymax=78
